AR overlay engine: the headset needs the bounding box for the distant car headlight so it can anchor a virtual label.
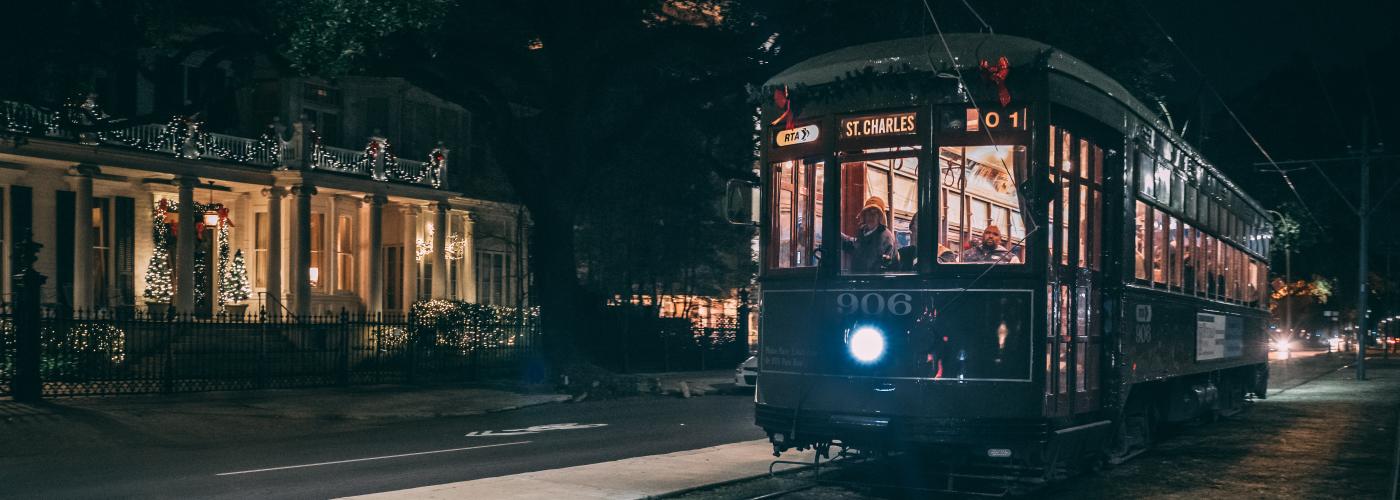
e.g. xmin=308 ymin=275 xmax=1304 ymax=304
xmin=848 ymin=326 xmax=886 ymax=364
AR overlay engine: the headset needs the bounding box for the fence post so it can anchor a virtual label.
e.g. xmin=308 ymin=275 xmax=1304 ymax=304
xmin=338 ymin=309 xmax=351 ymax=386
xmin=11 ymin=233 xmax=46 ymax=402
xmin=162 ymin=310 xmax=176 ymax=394
xmin=257 ymin=306 xmax=269 ymax=389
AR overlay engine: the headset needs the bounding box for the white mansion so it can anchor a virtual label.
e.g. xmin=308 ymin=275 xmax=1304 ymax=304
xmin=0 ymin=78 xmax=529 ymax=317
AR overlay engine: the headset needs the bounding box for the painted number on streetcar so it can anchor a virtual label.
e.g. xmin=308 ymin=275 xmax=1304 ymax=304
xmin=836 ymin=292 xmax=913 ymax=316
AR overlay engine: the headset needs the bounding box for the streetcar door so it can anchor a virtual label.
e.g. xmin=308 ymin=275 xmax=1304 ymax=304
xmin=1045 ymin=126 xmax=1104 ymax=416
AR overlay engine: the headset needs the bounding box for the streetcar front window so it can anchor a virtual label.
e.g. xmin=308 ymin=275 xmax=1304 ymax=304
xmin=839 ymin=155 xmax=918 ymax=274
xmin=937 ymin=145 xmax=1027 ymax=265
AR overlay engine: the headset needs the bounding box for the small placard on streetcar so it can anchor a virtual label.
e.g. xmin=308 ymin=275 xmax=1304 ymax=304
xmin=840 ymin=112 xmax=917 ymax=139
xmin=774 ymin=124 xmax=820 ymax=147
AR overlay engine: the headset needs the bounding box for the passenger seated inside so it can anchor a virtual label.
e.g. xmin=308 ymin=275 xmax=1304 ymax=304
xmin=897 ymin=212 xmax=918 ymax=271
xmin=937 ymin=244 xmax=957 ymax=263
xmin=842 ymin=197 xmax=899 ymax=272
xmin=960 ymin=225 xmax=1019 ymax=263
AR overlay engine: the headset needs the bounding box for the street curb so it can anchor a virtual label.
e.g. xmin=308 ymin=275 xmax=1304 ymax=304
xmin=310 ymin=395 xmax=573 ymax=420
xmin=643 ymin=456 xmax=817 ymax=499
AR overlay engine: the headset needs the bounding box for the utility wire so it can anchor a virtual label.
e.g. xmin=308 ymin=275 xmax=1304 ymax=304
xmin=1305 ymin=58 xmax=1350 ymax=148
xmin=958 ymin=0 xmax=993 ymax=34
xmin=1133 ymin=1 xmax=1327 ymax=231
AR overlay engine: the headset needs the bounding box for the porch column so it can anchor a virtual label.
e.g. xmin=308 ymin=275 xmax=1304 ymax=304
xmin=432 ymin=202 xmax=449 ymax=298
xmin=400 ymin=204 xmax=420 ymax=310
xmin=366 ymin=195 xmax=387 ymax=314
xmin=264 ymin=187 xmax=285 ymax=313
xmin=461 ymin=212 xmax=477 ymax=302
xmin=72 ymin=164 xmax=98 ymax=310
xmin=175 ymin=176 xmax=197 ymax=313
xmin=291 ymin=184 xmax=316 ymax=317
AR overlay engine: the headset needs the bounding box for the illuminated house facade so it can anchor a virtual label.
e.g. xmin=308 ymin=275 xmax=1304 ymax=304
xmin=0 ymin=76 xmax=529 ymax=316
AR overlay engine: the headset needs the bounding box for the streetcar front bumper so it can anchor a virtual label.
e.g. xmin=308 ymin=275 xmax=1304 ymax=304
xmin=756 ymin=403 xmax=1050 ymax=454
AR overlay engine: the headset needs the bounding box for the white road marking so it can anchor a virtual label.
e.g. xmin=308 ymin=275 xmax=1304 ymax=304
xmin=215 ymin=441 xmax=531 ymax=476
xmin=464 ymin=422 xmax=608 ymax=437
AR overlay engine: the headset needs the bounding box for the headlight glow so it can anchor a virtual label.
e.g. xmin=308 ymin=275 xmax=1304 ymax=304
xmin=848 ymin=326 xmax=886 ymax=364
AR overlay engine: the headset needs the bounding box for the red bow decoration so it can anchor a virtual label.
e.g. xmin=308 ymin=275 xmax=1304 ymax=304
xmin=218 ymin=207 xmax=234 ymax=227
xmin=979 ymin=56 xmax=1012 ymax=107
xmin=770 ymin=86 xmax=795 ymax=130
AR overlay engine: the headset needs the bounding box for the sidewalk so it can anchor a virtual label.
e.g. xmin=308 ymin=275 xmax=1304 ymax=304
xmin=343 ymin=439 xmax=814 ymax=500
xmin=634 ymin=370 xmax=745 ymax=397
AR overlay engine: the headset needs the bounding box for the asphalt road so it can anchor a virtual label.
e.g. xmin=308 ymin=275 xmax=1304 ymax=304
xmin=0 ymin=392 xmax=763 ymax=499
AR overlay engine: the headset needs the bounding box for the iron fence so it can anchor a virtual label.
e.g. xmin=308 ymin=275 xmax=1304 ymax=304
xmin=0 ymin=306 xmax=541 ymax=397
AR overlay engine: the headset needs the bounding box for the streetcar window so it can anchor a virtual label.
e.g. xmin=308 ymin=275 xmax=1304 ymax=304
xmin=1247 ymin=259 xmax=1259 ymax=307
xmin=839 ymin=156 xmax=918 ymax=274
xmin=1153 ymin=162 xmax=1171 ymax=204
xmin=937 ymin=145 xmax=1027 ymax=265
xmin=1183 ymin=183 xmax=1197 ymax=220
xmin=1134 ymin=201 xmax=1149 ymax=281
xmin=1168 ymin=216 xmax=1181 ymax=289
xmin=1092 ymin=144 xmax=1104 ymax=185
xmin=770 ymin=159 xmax=823 ymax=269
xmin=1136 ymin=151 xmax=1154 ymax=198
xmin=1183 ymin=225 xmax=1197 ymax=294
xmin=1170 ymin=172 xmax=1185 ymax=211
xmin=1196 ymin=228 xmax=1208 ymax=296
xmin=1152 ymin=209 xmax=1167 ymax=285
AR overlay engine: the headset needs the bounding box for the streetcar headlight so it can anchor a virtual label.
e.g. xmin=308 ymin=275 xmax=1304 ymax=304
xmin=848 ymin=326 xmax=886 ymax=364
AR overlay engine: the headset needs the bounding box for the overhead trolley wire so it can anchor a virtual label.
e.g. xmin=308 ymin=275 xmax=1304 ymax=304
xmin=958 ymin=0 xmax=993 ymax=34
xmin=1131 ymin=1 xmax=1327 ymax=231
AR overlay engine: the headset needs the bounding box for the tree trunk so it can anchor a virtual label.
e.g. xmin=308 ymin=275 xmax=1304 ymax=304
xmin=529 ymin=202 xmax=581 ymax=366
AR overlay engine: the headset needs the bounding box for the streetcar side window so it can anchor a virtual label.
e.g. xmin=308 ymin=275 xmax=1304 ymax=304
xmin=1152 ymin=209 xmax=1167 ymax=285
xmin=839 ymin=156 xmax=917 ymax=274
xmin=936 ymin=145 xmax=1027 ymax=265
xmin=770 ymin=159 xmax=823 ymax=269
xmin=1134 ymin=201 xmax=1149 ymax=280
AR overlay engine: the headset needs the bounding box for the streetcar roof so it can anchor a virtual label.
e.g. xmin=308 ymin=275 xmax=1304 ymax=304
xmin=765 ymin=34 xmax=1270 ymax=220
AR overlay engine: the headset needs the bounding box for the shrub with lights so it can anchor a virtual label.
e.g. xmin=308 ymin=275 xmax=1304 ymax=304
xmin=410 ymin=299 xmax=540 ymax=354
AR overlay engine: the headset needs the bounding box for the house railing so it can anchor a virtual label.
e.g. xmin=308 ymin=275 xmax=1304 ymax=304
xmin=1 ymin=98 xmax=447 ymax=188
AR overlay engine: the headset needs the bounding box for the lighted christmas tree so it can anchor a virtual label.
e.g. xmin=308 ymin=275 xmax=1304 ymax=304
xmin=217 ymin=222 xmax=232 ymax=303
xmin=143 ymin=201 xmax=174 ymax=303
xmin=143 ymin=244 xmax=174 ymax=303
xmin=223 ymin=249 xmax=252 ymax=304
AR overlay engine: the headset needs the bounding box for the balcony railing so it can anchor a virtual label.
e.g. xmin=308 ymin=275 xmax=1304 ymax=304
xmin=1 ymin=99 xmax=447 ymax=188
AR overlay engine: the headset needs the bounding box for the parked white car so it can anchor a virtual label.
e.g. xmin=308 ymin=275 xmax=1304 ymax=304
xmin=734 ymin=355 xmax=758 ymax=388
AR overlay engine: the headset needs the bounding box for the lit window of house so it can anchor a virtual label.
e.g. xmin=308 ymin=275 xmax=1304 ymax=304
xmin=336 ymin=215 xmax=355 ymax=292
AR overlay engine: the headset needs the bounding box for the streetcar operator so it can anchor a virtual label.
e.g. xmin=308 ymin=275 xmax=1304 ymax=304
xmin=961 ymin=225 xmax=1019 ymax=263
xmin=843 ymin=197 xmax=900 ymax=272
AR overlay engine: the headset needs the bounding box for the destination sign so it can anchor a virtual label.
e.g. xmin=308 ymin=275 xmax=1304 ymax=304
xmin=963 ymin=107 xmax=1028 ymax=132
xmin=774 ymin=124 xmax=820 ymax=147
xmin=841 ymin=112 xmax=917 ymax=139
